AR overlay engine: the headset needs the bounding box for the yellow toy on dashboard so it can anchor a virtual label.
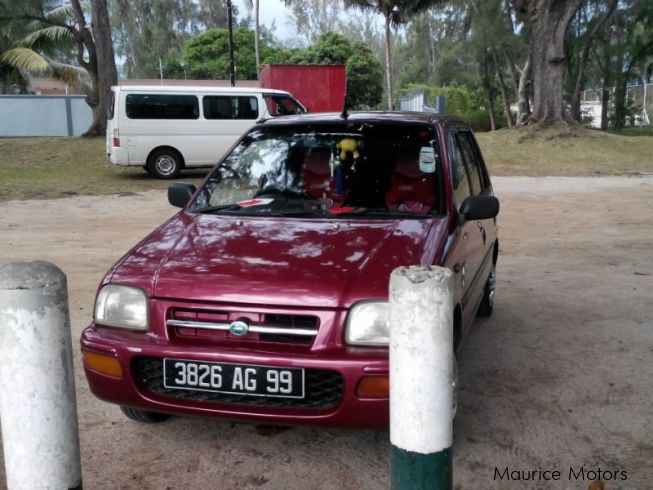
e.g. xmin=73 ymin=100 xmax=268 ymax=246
xmin=336 ymin=138 xmax=360 ymax=161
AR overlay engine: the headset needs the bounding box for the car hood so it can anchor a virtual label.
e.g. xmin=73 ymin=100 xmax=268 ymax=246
xmin=110 ymin=212 xmax=448 ymax=308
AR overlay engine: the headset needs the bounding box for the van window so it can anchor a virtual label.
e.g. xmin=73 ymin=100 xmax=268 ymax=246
xmin=126 ymin=94 xmax=199 ymax=119
xmin=107 ymin=91 xmax=115 ymax=120
xmin=264 ymin=95 xmax=305 ymax=116
xmin=203 ymin=96 xmax=259 ymax=120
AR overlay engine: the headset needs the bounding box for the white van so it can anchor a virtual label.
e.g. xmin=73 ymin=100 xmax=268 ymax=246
xmin=106 ymin=85 xmax=306 ymax=178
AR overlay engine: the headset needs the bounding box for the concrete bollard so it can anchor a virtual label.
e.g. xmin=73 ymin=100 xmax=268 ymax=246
xmin=0 ymin=261 xmax=82 ymax=490
xmin=389 ymin=265 xmax=454 ymax=490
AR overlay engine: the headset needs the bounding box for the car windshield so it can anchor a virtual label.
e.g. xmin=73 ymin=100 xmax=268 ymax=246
xmin=189 ymin=122 xmax=442 ymax=219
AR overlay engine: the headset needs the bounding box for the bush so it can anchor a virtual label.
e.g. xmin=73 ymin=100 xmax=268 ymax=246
xmin=463 ymin=110 xmax=493 ymax=132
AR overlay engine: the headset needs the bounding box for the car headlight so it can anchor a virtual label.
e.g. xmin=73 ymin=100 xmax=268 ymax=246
xmin=94 ymin=284 xmax=149 ymax=331
xmin=345 ymin=301 xmax=389 ymax=346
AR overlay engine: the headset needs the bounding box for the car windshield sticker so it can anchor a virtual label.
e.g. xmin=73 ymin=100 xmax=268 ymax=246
xmin=237 ymin=198 xmax=274 ymax=207
xmin=419 ymin=146 xmax=436 ymax=173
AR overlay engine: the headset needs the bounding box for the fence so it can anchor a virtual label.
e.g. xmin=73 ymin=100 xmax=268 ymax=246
xmin=0 ymin=95 xmax=92 ymax=137
xmin=581 ymin=83 xmax=652 ymax=127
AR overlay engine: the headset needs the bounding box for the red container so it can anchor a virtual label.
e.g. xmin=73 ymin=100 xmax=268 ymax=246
xmin=260 ymin=64 xmax=346 ymax=113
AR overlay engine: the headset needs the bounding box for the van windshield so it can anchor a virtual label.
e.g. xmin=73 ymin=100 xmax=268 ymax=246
xmin=189 ymin=122 xmax=442 ymax=219
xmin=264 ymin=95 xmax=306 ymax=116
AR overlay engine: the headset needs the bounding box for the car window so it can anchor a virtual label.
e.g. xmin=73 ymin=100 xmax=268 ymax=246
xmin=126 ymin=94 xmax=199 ymax=119
xmin=203 ymin=96 xmax=259 ymax=120
xmin=456 ymin=132 xmax=484 ymax=195
xmin=449 ymin=133 xmax=471 ymax=209
xmin=189 ymin=123 xmax=441 ymax=219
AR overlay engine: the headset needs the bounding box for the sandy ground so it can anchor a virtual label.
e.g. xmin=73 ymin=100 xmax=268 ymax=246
xmin=0 ymin=176 xmax=652 ymax=489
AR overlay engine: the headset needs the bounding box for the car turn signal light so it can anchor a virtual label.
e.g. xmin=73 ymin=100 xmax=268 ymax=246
xmin=356 ymin=376 xmax=389 ymax=398
xmin=82 ymin=350 xmax=123 ymax=378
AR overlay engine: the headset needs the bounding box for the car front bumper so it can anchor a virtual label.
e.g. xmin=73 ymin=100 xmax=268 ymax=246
xmin=81 ymin=325 xmax=390 ymax=428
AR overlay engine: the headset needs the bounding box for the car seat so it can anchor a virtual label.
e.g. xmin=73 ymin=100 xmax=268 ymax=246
xmin=302 ymin=148 xmax=346 ymax=206
xmin=385 ymin=152 xmax=437 ymax=213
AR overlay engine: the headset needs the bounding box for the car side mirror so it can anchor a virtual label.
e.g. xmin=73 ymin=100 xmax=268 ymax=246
xmin=168 ymin=183 xmax=197 ymax=208
xmin=459 ymin=195 xmax=500 ymax=221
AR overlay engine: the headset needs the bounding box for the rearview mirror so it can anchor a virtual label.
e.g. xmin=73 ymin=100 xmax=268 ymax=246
xmin=168 ymin=183 xmax=197 ymax=208
xmin=459 ymin=195 xmax=499 ymax=221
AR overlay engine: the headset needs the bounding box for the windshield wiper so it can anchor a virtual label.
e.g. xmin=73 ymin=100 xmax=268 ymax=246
xmin=269 ymin=208 xmax=324 ymax=216
xmin=193 ymin=204 xmax=242 ymax=214
xmin=330 ymin=208 xmax=432 ymax=218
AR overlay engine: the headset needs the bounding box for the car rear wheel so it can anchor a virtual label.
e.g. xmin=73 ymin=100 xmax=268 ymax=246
xmin=146 ymin=149 xmax=182 ymax=179
xmin=476 ymin=263 xmax=496 ymax=317
xmin=120 ymin=406 xmax=170 ymax=423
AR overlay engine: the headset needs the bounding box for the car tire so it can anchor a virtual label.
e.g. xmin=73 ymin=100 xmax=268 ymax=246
xmin=120 ymin=406 xmax=170 ymax=423
xmin=476 ymin=263 xmax=496 ymax=317
xmin=146 ymin=149 xmax=182 ymax=179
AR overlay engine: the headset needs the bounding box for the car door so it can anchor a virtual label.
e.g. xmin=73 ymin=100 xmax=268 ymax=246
xmin=455 ymin=128 xmax=496 ymax=318
xmin=445 ymin=125 xmax=482 ymax=333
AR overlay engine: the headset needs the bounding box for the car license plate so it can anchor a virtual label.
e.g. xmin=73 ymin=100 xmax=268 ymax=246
xmin=163 ymin=359 xmax=305 ymax=399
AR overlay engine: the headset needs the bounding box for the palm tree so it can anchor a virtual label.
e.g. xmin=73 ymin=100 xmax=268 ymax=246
xmin=344 ymin=0 xmax=444 ymax=110
xmin=1 ymin=0 xmax=117 ymax=136
xmin=1 ymin=26 xmax=88 ymax=90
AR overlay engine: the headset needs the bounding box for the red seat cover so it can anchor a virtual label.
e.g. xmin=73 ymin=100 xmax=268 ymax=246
xmin=385 ymin=155 xmax=437 ymax=213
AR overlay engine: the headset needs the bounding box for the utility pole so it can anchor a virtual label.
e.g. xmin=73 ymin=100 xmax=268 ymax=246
xmin=226 ymin=0 xmax=235 ymax=87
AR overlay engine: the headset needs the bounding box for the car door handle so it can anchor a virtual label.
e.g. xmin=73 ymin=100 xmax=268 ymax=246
xmin=477 ymin=220 xmax=484 ymax=229
xmin=463 ymin=232 xmax=468 ymax=241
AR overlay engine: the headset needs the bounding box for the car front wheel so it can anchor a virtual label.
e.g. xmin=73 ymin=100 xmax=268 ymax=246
xmin=120 ymin=406 xmax=170 ymax=423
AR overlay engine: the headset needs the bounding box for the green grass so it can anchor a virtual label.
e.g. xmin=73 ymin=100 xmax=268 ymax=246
xmin=476 ymin=126 xmax=653 ymax=176
xmin=607 ymin=126 xmax=653 ymax=137
xmin=1 ymin=128 xmax=652 ymax=201
xmin=0 ymin=137 xmax=207 ymax=201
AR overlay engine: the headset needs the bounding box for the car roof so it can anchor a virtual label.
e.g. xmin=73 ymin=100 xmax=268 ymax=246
xmin=113 ymin=85 xmax=291 ymax=95
xmin=258 ymin=111 xmax=467 ymax=127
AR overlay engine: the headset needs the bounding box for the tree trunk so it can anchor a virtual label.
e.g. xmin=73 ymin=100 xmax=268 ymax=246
xmin=491 ymin=47 xmax=514 ymax=128
xmin=516 ymin=56 xmax=531 ymax=125
xmin=81 ymin=0 xmax=118 ymax=137
xmin=504 ymin=49 xmax=520 ymax=98
xmin=481 ymin=60 xmax=498 ymax=131
xmin=571 ymin=0 xmax=618 ymax=121
xmin=383 ymin=15 xmax=394 ymax=110
xmin=515 ymin=0 xmax=584 ymax=127
xmin=600 ymin=78 xmax=610 ymax=130
xmin=613 ymin=78 xmax=627 ymax=130
xmin=254 ymin=0 xmax=260 ymax=78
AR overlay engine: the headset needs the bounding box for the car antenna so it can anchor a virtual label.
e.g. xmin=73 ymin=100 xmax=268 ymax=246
xmin=340 ymin=92 xmax=349 ymax=120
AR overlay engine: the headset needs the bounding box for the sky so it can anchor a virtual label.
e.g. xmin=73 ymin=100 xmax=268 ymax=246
xmin=232 ymin=0 xmax=297 ymax=42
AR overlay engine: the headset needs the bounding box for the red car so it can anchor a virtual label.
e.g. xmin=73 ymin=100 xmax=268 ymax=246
xmin=81 ymin=112 xmax=499 ymax=427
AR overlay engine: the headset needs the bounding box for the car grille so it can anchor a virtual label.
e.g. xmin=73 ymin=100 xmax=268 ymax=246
xmin=168 ymin=308 xmax=319 ymax=346
xmin=132 ymin=357 xmax=344 ymax=410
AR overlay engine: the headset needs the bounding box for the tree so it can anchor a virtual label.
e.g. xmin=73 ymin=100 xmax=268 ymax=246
xmin=110 ymin=0 xmax=232 ymax=78
xmin=86 ymin=0 xmax=117 ymax=136
xmin=344 ymin=0 xmax=445 ymax=110
xmin=513 ymin=0 xmax=584 ymax=127
xmin=243 ymin=0 xmax=260 ymax=77
xmin=610 ymin=0 xmax=653 ymax=129
xmin=0 ymin=0 xmax=117 ymax=136
xmin=568 ymin=0 xmax=618 ymax=122
xmin=283 ymin=0 xmax=342 ymax=44
xmin=182 ymin=27 xmax=279 ymax=80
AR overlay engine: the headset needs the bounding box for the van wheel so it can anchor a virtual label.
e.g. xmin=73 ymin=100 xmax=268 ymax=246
xmin=120 ymin=406 xmax=170 ymax=423
xmin=147 ymin=149 xmax=182 ymax=179
xmin=476 ymin=263 xmax=496 ymax=318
